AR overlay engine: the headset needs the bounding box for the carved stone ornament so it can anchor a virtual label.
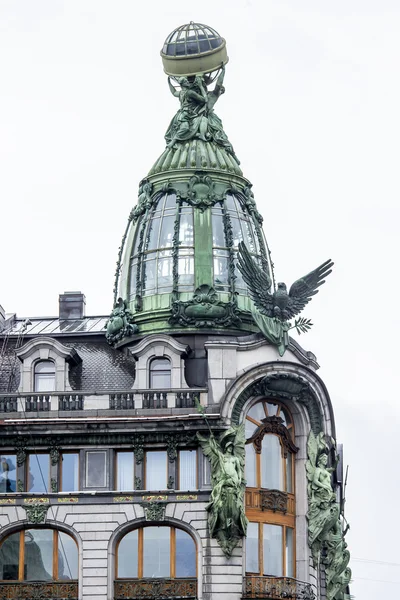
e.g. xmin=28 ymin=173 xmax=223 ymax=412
xmin=106 ymin=298 xmax=138 ymax=345
xmin=25 ymin=502 xmax=49 ymax=524
xmin=231 ymin=373 xmax=323 ymax=436
xmin=134 ymin=476 xmax=142 ymax=490
xmin=132 ymin=434 xmax=145 ymax=465
xmin=170 ymin=284 xmax=241 ymax=329
xmin=306 ymin=431 xmax=351 ymax=600
xmin=15 ymin=438 xmax=28 ymax=466
xmin=143 ymin=502 xmax=166 ymax=522
xmin=51 ymin=478 xmax=58 ymax=493
xmin=260 ymin=489 xmax=288 ymax=514
xmin=48 ymin=442 xmax=61 ymax=466
xmin=176 ymin=173 xmax=224 ymax=212
xmin=247 ymin=415 xmax=299 ymax=458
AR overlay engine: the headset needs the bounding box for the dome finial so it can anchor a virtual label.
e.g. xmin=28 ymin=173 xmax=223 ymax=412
xmin=161 ymin=22 xmax=229 ymax=77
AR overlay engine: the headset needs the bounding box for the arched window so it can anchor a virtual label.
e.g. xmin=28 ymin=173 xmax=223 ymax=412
xmin=245 ymin=401 xmax=297 ymax=493
xmin=149 ymin=357 xmax=171 ymax=389
xmin=0 ymin=529 xmax=78 ymax=583
xmin=115 ymin=526 xmax=197 ymax=599
xmin=129 ymin=193 xmax=195 ymax=301
xmin=34 ymin=360 xmax=55 ymax=392
xmin=244 ymin=400 xmax=298 ymax=586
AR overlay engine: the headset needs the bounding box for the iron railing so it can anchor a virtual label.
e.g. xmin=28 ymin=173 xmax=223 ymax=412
xmin=114 ymin=577 xmax=197 ymax=599
xmin=243 ymin=576 xmax=315 ymax=599
xmin=0 ymin=580 xmax=78 ymax=599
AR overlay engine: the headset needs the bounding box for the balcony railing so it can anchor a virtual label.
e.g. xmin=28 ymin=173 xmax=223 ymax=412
xmin=114 ymin=578 xmax=197 ymax=599
xmin=243 ymin=576 xmax=315 ymax=599
xmin=0 ymin=580 xmax=78 ymax=599
xmin=0 ymin=389 xmax=207 ymax=417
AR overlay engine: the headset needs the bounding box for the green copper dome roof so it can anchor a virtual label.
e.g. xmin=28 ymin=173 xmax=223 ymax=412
xmin=107 ymin=25 xmax=272 ymax=345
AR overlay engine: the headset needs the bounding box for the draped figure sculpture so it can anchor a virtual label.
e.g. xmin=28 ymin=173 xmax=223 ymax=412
xmin=197 ymin=424 xmax=248 ymax=557
xmin=306 ymin=431 xmax=351 ymax=600
xmin=165 ymin=67 xmax=239 ymax=162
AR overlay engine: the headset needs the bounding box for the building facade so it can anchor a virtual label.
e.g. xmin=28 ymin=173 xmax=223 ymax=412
xmin=0 ymin=23 xmax=350 ymax=600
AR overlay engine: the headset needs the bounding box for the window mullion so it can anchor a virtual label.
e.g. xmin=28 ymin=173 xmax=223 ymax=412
xmin=54 ymin=530 xmax=58 ymax=579
xmin=170 ymin=527 xmax=176 ymax=578
xmin=259 ymin=523 xmax=263 ymax=576
xmin=18 ymin=530 xmax=24 ymax=581
xmin=282 ymin=526 xmax=286 ymax=577
xmin=138 ymin=528 xmax=143 ymax=578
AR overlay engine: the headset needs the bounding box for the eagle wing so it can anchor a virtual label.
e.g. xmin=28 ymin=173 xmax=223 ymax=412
xmin=286 ymin=259 xmax=333 ymax=319
xmin=237 ymin=242 xmax=274 ymax=317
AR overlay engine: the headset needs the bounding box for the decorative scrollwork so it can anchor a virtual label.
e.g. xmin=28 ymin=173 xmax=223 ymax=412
xmin=143 ymin=501 xmax=166 ymax=522
xmin=0 ymin=581 xmax=78 ymax=599
xmin=24 ymin=502 xmax=49 ymax=524
xmin=114 ymin=577 xmax=197 ymax=600
xmin=170 ymin=284 xmax=241 ymax=328
xmin=244 ymin=576 xmax=315 ymax=599
xmin=247 ymin=415 xmax=299 ymax=458
xmin=176 ymin=173 xmax=224 ymax=212
xmin=260 ymin=489 xmax=288 ymax=514
xmin=132 ymin=434 xmax=145 ymax=465
xmin=15 ymin=438 xmax=28 ymax=467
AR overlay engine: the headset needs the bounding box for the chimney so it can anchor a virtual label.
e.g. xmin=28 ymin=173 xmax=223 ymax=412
xmin=59 ymin=291 xmax=86 ymax=320
xmin=0 ymin=305 xmax=4 ymax=332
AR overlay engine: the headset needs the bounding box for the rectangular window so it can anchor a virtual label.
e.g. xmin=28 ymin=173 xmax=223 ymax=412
xmin=116 ymin=452 xmax=134 ymax=491
xmin=178 ymin=450 xmax=197 ymax=490
xmin=143 ymin=527 xmax=170 ymax=577
xmin=27 ymin=454 xmax=50 ymax=493
xmin=246 ymin=522 xmax=259 ymax=573
xmin=203 ymin=456 xmax=211 ymax=486
xmin=145 ymin=451 xmax=167 ymax=490
xmin=60 ymin=453 xmax=79 ymax=492
xmin=0 ymin=454 xmax=17 ymax=493
xmin=286 ymin=527 xmax=294 ymax=578
xmin=86 ymin=451 xmax=107 ymax=488
xmin=263 ymin=524 xmax=283 ymax=577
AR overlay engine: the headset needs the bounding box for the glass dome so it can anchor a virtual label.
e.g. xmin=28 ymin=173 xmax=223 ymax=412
xmin=162 ymin=22 xmax=223 ymax=58
xmin=119 ymin=191 xmax=269 ymax=323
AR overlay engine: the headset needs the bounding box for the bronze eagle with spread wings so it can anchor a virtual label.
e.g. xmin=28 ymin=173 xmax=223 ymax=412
xmin=237 ymin=242 xmax=334 ymax=322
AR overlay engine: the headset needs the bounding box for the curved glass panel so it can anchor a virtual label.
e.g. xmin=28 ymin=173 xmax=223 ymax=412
xmin=175 ymin=529 xmax=196 ymax=577
xmin=0 ymin=532 xmax=19 ymax=580
xmin=211 ymin=194 xmax=265 ymax=295
xmin=58 ymin=532 xmax=78 ymax=580
xmin=0 ymin=530 xmax=77 ymax=582
xmin=245 ymin=444 xmax=256 ymax=487
xmin=128 ymin=193 xmax=195 ymax=300
xmin=118 ymin=529 xmax=138 ymax=578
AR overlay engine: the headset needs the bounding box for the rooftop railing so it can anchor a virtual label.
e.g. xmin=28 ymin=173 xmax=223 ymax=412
xmin=0 ymin=389 xmax=206 ymax=416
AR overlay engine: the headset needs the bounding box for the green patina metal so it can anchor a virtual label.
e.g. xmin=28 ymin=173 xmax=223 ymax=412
xmin=197 ymin=424 xmax=248 ymax=557
xmin=109 ymin=53 xmax=273 ymax=341
xmin=106 ymin=298 xmax=138 ymax=345
xmin=231 ymin=373 xmax=323 ymax=435
xmin=237 ymin=243 xmax=334 ymax=355
xmin=306 ymin=432 xmax=351 ymax=600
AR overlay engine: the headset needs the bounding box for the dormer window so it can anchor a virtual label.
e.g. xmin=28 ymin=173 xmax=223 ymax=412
xmin=34 ymin=360 xmax=55 ymax=392
xmin=149 ymin=357 xmax=171 ymax=389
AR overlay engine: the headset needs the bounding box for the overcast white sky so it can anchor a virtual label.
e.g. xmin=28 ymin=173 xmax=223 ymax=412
xmin=1 ymin=1 xmax=400 ymax=597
